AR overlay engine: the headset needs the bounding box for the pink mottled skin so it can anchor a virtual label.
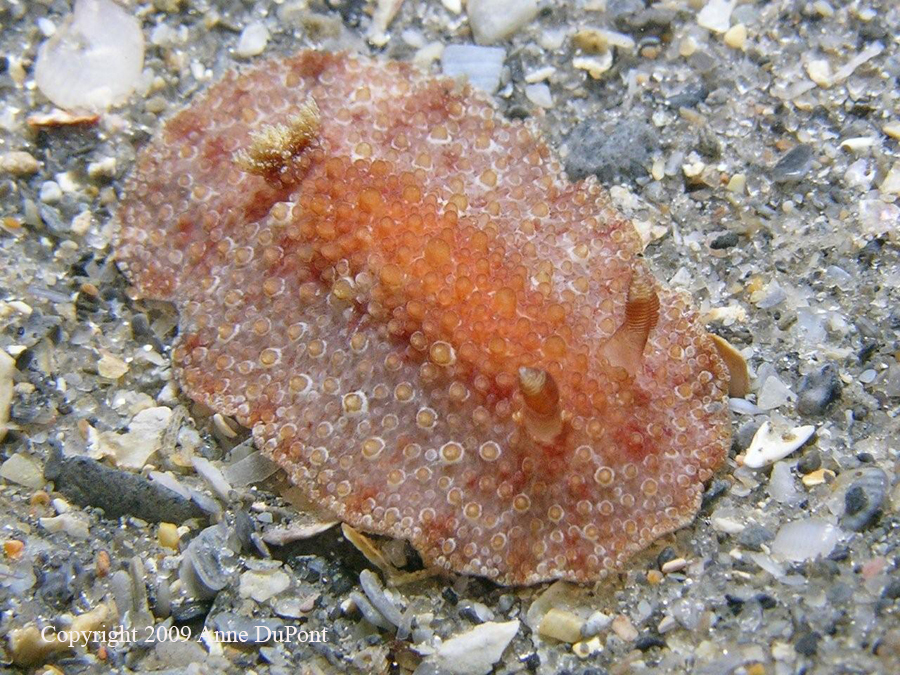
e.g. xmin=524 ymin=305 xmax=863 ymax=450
xmin=115 ymin=51 xmax=731 ymax=585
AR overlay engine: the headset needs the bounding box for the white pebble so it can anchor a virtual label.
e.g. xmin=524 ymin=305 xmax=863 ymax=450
xmin=806 ymin=59 xmax=832 ymax=87
xmin=743 ymin=420 xmax=816 ymax=469
xmin=467 ymin=0 xmax=539 ymax=45
xmin=858 ymin=199 xmax=899 ymax=238
xmin=39 ymin=181 xmax=63 ymax=203
xmin=239 ymin=569 xmax=290 ymax=603
xmin=40 ymin=513 xmax=90 ymax=538
xmin=423 ymin=620 xmax=520 ymax=675
xmin=525 ymin=83 xmax=553 ymax=108
xmin=236 ymin=22 xmax=269 ymax=58
xmin=525 ymin=66 xmax=556 ymax=83
xmin=191 ymin=457 xmax=233 ymax=501
xmin=0 ymin=351 xmax=13 ymax=443
xmin=879 ymin=162 xmax=900 ymax=195
xmin=697 ymin=0 xmax=736 ymax=34
xmin=88 ymin=156 xmax=117 ymax=179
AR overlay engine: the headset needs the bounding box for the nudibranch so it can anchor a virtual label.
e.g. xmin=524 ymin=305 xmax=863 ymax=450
xmin=114 ymin=51 xmax=732 ymax=585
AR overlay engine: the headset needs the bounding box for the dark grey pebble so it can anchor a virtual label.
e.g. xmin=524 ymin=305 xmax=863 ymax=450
xmin=635 ymin=635 xmax=666 ymax=651
xmin=666 ymin=82 xmax=709 ymax=109
xmin=710 ymin=232 xmax=739 ymax=249
xmin=772 ymin=144 xmax=814 ymax=182
xmin=701 ymin=479 xmax=730 ymax=509
xmin=797 ymin=450 xmax=822 ymax=475
xmin=737 ymin=524 xmax=775 ymax=551
xmin=39 ymin=560 xmax=80 ymax=609
xmin=882 ymin=580 xmax=900 ymax=600
xmin=733 ymin=419 xmax=763 ymax=455
xmin=841 ymin=468 xmax=888 ymax=532
xmin=794 ymin=631 xmax=820 ymax=656
xmin=563 ymin=118 xmax=658 ymax=183
xmin=441 ymin=586 xmax=459 ymax=606
xmin=797 ymin=364 xmax=842 ymax=416
xmin=44 ymin=445 xmax=206 ymax=523
xmin=657 ymin=546 xmax=678 ymax=569
xmin=170 ymin=600 xmax=212 ymax=623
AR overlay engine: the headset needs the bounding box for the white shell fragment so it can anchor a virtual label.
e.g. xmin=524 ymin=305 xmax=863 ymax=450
xmin=441 ymin=45 xmax=506 ymax=94
xmin=420 ymin=620 xmax=520 ymax=675
xmin=743 ymin=420 xmax=816 ymax=469
xmin=35 ymin=0 xmax=145 ymax=112
xmin=771 ymin=519 xmax=842 ymax=562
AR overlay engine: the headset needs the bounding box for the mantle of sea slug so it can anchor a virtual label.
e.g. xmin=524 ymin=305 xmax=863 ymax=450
xmin=114 ymin=50 xmax=731 ymax=586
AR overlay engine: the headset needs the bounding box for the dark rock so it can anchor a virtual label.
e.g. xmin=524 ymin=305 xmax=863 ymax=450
xmin=564 ymin=118 xmax=658 ymax=183
xmin=841 ymin=468 xmax=888 ymax=532
xmin=755 ymin=593 xmax=777 ymax=609
xmin=665 ymin=82 xmax=709 ymax=109
xmin=882 ymin=580 xmax=900 ymax=600
xmin=797 ymin=450 xmax=822 ymax=475
xmin=234 ymin=510 xmax=257 ymax=552
xmin=724 ymin=594 xmax=745 ymax=615
xmin=170 ymin=600 xmax=212 ymax=623
xmin=520 ymin=652 xmax=541 ymax=670
xmin=797 ymin=364 xmax=842 ymax=415
xmin=634 ymin=635 xmax=666 ymax=651
xmin=737 ymin=524 xmax=775 ymax=551
xmin=828 ymin=546 xmax=851 ymax=562
xmin=697 ymin=126 xmax=721 ymax=159
xmin=330 ymin=570 xmax=355 ymax=596
xmin=39 ymin=560 xmax=81 ymax=609
xmin=733 ymin=419 xmax=762 ymax=455
xmin=701 ymin=479 xmax=729 ymax=510
xmin=44 ymin=446 xmax=206 ymax=524
xmin=795 ymin=631 xmax=820 ymax=656
xmin=710 ymin=232 xmax=739 ymax=249
xmin=441 ymin=587 xmax=459 ymax=606
xmin=772 ymin=144 xmax=814 ymax=183
xmin=657 ymin=546 xmax=678 ymax=569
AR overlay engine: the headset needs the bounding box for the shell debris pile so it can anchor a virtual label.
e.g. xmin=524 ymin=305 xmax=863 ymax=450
xmin=115 ymin=51 xmax=731 ymax=585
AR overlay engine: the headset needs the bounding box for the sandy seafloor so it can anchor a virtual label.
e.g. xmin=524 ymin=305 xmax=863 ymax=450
xmin=0 ymin=0 xmax=899 ymax=673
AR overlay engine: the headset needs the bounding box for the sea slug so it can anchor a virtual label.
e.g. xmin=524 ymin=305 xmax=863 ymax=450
xmin=114 ymin=50 xmax=734 ymax=585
